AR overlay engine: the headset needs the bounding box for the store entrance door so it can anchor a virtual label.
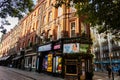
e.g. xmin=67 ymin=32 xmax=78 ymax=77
xmin=64 ymin=57 xmax=93 ymax=80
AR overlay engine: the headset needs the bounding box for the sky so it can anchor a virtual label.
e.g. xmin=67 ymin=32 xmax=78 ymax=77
xmin=0 ymin=0 xmax=37 ymax=33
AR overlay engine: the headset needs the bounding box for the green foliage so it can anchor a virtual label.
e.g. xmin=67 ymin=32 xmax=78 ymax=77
xmin=54 ymin=0 xmax=120 ymax=33
xmin=0 ymin=0 xmax=34 ymax=19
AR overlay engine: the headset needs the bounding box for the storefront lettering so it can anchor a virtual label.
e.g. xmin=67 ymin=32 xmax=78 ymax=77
xmin=38 ymin=44 xmax=51 ymax=52
xmin=54 ymin=45 xmax=61 ymax=50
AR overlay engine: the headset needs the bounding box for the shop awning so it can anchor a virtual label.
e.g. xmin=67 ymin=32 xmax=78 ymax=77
xmin=0 ymin=56 xmax=10 ymax=61
xmin=12 ymin=56 xmax=22 ymax=60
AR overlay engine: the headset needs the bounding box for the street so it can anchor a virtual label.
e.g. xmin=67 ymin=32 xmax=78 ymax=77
xmin=0 ymin=66 xmax=119 ymax=80
xmin=0 ymin=66 xmax=34 ymax=80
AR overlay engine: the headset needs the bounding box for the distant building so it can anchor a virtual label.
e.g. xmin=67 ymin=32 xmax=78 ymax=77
xmin=91 ymin=28 xmax=120 ymax=72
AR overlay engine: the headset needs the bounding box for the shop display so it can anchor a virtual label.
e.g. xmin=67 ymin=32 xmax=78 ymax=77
xmin=56 ymin=56 xmax=62 ymax=73
xmin=47 ymin=54 xmax=53 ymax=72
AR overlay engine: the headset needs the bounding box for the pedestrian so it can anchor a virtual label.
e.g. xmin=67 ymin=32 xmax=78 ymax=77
xmin=118 ymin=68 xmax=120 ymax=76
xmin=107 ymin=66 xmax=112 ymax=79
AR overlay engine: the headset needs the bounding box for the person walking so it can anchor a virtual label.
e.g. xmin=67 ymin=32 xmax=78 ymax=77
xmin=107 ymin=66 xmax=112 ymax=79
xmin=118 ymin=68 xmax=120 ymax=79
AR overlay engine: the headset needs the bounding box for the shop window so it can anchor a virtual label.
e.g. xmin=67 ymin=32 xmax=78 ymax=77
xmin=56 ymin=56 xmax=62 ymax=73
xmin=32 ymin=56 xmax=36 ymax=68
xmin=70 ymin=22 xmax=76 ymax=37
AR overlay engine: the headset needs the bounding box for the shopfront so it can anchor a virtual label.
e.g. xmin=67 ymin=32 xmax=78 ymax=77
xmin=24 ymin=52 xmax=37 ymax=71
xmin=53 ymin=43 xmax=63 ymax=77
xmin=62 ymin=37 xmax=93 ymax=80
xmin=37 ymin=43 xmax=53 ymax=74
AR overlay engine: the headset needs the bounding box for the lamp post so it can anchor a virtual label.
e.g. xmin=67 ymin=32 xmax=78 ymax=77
xmin=107 ymin=32 xmax=114 ymax=80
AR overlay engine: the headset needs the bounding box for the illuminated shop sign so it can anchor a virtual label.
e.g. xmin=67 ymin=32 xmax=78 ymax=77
xmin=54 ymin=44 xmax=61 ymax=50
xmin=38 ymin=44 xmax=51 ymax=52
xmin=63 ymin=43 xmax=79 ymax=53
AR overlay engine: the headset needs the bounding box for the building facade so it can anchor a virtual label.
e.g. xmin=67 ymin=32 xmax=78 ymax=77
xmin=0 ymin=0 xmax=93 ymax=79
xmin=91 ymin=28 xmax=120 ymax=72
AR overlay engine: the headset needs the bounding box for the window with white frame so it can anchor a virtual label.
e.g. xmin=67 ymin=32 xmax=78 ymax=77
xmin=70 ymin=22 xmax=76 ymax=37
xmin=57 ymin=25 xmax=61 ymax=39
xmin=58 ymin=7 xmax=63 ymax=17
xmin=48 ymin=12 xmax=52 ymax=22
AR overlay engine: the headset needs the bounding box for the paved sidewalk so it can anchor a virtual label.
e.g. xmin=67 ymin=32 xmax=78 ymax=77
xmin=3 ymin=67 xmax=120 ymax=80
xmin=6 ymin=67 xmax=64 ymax=80
xmin=93 ymin=71 xmax=120 ymax=80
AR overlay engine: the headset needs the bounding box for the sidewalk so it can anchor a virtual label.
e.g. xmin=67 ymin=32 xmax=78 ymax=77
xmin=5 ymin=67 xmax=120 ymax=80
xmin=7 ymin=67 xmax=64 ymax=80
xmin=93 ymin=71 xmax=120 ymax=80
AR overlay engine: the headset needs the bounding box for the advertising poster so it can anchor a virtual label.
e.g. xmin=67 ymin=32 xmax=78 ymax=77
xmin=42 ymin=56 xmax=48 ymax=71
xmin=63 ymin=43 xmax=79 ymax=53
xmin=47 ymin=54 xmax=53 ymax=72
xmin=56 ymin=56 xmax=62 ymax=73
xmin=80 ymin=44 xmax=89 ymax=53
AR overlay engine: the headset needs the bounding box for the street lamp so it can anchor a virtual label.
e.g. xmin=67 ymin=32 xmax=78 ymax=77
xmin=109 ymin=53 xmax=114 ymax=80
xmin=107 ymin=32 xmax=114 ymax=80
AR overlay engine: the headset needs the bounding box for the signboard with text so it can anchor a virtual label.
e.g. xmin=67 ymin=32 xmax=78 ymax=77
xmin=38 ymin=44 xmax=51 ymax=52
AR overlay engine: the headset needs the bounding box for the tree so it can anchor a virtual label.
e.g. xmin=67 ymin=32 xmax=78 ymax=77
xmin=0 ymin=0 xmax=34 ymax=33
xmin=54 ymin=0 xmax=120 ymax=33
xmin=0 ymin=0 xmax=34 ymax=19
